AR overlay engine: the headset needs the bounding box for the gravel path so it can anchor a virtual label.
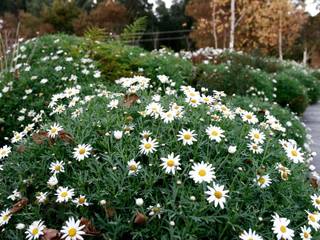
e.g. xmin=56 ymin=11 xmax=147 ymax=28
xmin=303 ymin=103 xmax=320 ymax=170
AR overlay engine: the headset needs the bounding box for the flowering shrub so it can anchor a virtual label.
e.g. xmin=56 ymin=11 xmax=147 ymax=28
xmin=0 ymin=64 xmax=319 ymax=239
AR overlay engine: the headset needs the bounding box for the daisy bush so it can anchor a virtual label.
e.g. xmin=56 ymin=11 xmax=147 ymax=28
xmin=0 ymin=34 xmax=319 ymax=240
xmin=0 ymin=65 xmax=319 ymax=239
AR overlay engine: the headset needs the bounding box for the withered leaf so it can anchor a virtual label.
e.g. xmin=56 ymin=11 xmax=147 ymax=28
xmin=311 ymin=176 xmax=319 ymax=189
xmin=134 ymin=212 xmax=147 ymax=225
xmin=80 ymin=217 xmax=101 ymax=236
xmin=32 ymin=131 xmax=48 ymax=145
xmin=10 ymin=198 xmax=28 ymax=214
xmin=123 ymin=94 xmax=139 ymax=107
xmin=17 ymin=145 xmax=26 ymax=153
xmin=59 ymin=131 xmax=74 ymax=144
xmin=41 ymin=229 xmax=61 ymax=240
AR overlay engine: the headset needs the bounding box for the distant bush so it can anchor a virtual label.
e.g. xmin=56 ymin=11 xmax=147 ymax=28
xmin=280 ymin=68 xmax=320 ymax=104
xmin=274 ymin=72 xmax=309 ymax=114
xmin=195 ymin=62 xmax=274 ymax=100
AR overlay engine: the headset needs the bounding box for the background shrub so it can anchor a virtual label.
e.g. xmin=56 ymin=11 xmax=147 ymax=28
xmin=274 ymin=72 xmax=309 ymax=114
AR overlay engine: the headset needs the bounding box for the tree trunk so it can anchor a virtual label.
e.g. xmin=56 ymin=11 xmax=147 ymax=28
xmin=278 ymin=12 xmax=283 ymax=61
xmin=229 ymin=0 xmax=235 ymax=50
xmin=211 ymin=0 xmax=218 ymax=49
xmin=303 ymin=46 xmax=308 ymax=66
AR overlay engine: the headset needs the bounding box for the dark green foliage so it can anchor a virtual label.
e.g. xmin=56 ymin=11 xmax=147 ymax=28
xmin=281 ymin=68 xmax=320 ymax=104
xmin=275 ymin=72 xmax=309 ymax=114
xmin=195 ymin=63 xmax=274 ymax=100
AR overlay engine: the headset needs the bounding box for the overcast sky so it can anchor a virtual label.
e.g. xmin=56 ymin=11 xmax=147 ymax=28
xmin=148 ymin=0 xmax=320 ymax=16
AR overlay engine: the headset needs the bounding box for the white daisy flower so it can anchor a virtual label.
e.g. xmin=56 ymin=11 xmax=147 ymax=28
xmin=242 ymin=111 xmax=259 ymax=124
xmin=206 ymin=125 xmax=225 ymax=142
xmin=160 ymin=153 xmax=181 ymax=175
xmin=239 ymin=228 xmax=263 ymax=240
xmin=50 ymin=161 xmax=65 ymax=174
xmin=272 ymin=213 xmax=294 ymax=240
xmin=248 ymin=128 xmax=265 ymax=144
xmin=25 ymin=220 xmax=46 ymax=240
xmin=47 ymin=123 xmax=63 ymax=138
xmin=36 ymin=192 xmax=48 ymax=204
xmin=55 ymin=186 xmax=74 ymax=203
xmin=255 ymin=174 xmax=272 ymax=188
xmin=311 ymin=194 xmax=320 ymax=211
xmin=177 ymin=129 xmax=197 ymax=145
xmin=189 ymin=161 xmax=215 ymax=184
xmin=286 ymin=145 xmax=304 ymax=163
xmin=148 ymin=204 xmax=162 ymax=219
xmin=205 ymin=183 xmax=229 ymax=209
xmin=73 ymin=144 xmax=92 ymax=161
xmin=248 ymin=142 xmax=264 ymax=154
xmin=306 ymin=211 xmax=320 ymax=230
xmin=61 ymin=217 xmax=85 ymax=240
xmin=139 ymin=137 xmax=158 ymax=155
xmin=300 ymin=226 xmax=312 ymax=240
xmin=0 ymin=209 xmax=11 ymax=226
xmin=0 ymin=145 xmax=11 ymax=160
xmin=73 ymin=195 xmax=89 ymax=207
xmin=128 ymin=159 xmax=141 ymax=175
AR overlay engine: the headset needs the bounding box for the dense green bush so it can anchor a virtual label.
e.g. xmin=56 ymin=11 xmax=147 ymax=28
xmin=281 ymin=68 xmax=320 ymax=104
xmin=0 ymin=35 xmax=103 ymax=143
xmin=274 ymin=72 xmax=309 ymax=114
xmin=0 ymin=80 xmax=317 ymax=239
xmin=195 ymin=62 xmax=274 ymax=101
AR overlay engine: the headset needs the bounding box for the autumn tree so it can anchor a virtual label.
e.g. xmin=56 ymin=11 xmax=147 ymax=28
xmin=73 ymin=0 xmax=128 ymax=35
xmin=186 ymin=0 xmax=307 ymax=58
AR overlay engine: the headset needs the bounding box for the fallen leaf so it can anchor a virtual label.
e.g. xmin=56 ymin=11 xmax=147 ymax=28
xmin=123 ymin=94 xmax=139 ymax=107
xmin=32 ymin=131 xmax=48 ymax=145
xmin=59 ymin=131 xmax=74 ymax=144
xmin=80 ymin=217 xmax=101 ymax=236
xmin=41 ymin=229 xmax=61 ymax=240
xmin=134 ymin=212 xmax=147 ymax=225
xmin=10 ymin=198 xmax=28 ymax=214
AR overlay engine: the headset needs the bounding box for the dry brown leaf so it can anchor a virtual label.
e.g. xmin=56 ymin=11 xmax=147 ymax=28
xmin=32 ymin=131 xmax=48 ymax=145
xmin=10 ymin=198 xmax=28 ymax=214
xmin=41 ymin=229 xmax=61 ymax=240
xmin=17 ymin=145 xmax=26 ymax=153
xmin=58 ymin=131 xmax=74 ymax=144
xmin=80 ymin=217 xmax=101 ymax=236
xmin=123 ymin=94 xmax=139 ymax=107
xmin=134 ymin=212 xmax=147 ymax=225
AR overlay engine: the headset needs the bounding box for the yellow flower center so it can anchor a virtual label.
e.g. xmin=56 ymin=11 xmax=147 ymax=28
xmin=79 ymin=197 xmax=86 ymax=204
xmin=54 ymin=165 xmax=61 ymax=171
xmin=166 ymin=159 xmax=175 ymax=167
xmin=316 ymin=198 xmax=320 ymax=205
xmin=258 ymin=177 xmax=266 ymax=185
xmin=291 ymin=149 xmax=298 ymax=157
xmin=211 ymin=130 xmax=218 ymax=137
xmin=2 ymin=214 xmax=9 ymax=221
xmin=32 ymin=228 xmax=39 ymax=236
xmin=191 ymin=99 xmax=197 ymax=103
xmin=61 ymin=192 xmax=68 ymax=198
xmin=144 ymin=143 xmax=152 ymax=150
xmin=129 ymin=165 xmax=137 ymax=171
xmin=198 ymin=169 xmax=206 ymax=177
xmin=68 ymin=228 xmax=77 ymax=237
xmin=79 ymin=148 xmax=86 ymax=155
xmin=183 ymin=133 xmax=192 ymax=140
xmin=254 ymin=133 xmax=260 ymax=139
xmin=214 ymin=191 xmax=222 ymax=199
xmin=246 ymin=114 xmax=252 ymax=119
xmin=51 ymin=128 xmax=57 ymax=133
xmin=280 ymin=225 xmax=287 ymax=233
xmin=304 ymin=232 xmax=309 ymax=238
xmin=309 ymin=214 xmax=316 ymax=222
